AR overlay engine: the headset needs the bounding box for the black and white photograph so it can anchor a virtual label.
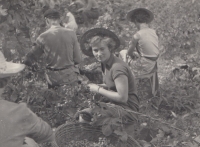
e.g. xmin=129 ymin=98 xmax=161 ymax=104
xmin=0 ymin=0 xmax=200 ymax=147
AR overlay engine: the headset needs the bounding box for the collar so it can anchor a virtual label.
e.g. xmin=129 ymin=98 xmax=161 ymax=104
xmin=47 ymin=25 xmax=62 ymax=31
xmin=50 ymin=25 xmax=61 ymax=29
xmin=139 ymin=23 xmax=149 ymax=30
xmin=103 ymin=54 xmax=115 ymax=69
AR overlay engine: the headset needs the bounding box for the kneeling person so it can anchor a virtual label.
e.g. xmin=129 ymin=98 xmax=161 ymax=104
xmin=76 ymin=29 xmax=139 ymax=137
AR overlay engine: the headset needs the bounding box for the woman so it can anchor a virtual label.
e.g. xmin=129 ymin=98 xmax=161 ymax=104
xmin=72 ymin=0 xmax=99 ymax=26
xmin=119 ymin=8 xmax=160 ymax=98
xmin=62 ymin=8 xmax=78 ymax=32
xmin=76 ymin=29 xmax=139 ymax=137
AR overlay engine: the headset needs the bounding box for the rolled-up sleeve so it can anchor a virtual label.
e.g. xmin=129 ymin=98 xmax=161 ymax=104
xmin=19 ymin=103 xmax=54 ymax=143
xmin=112 ymin=64 xmax=129 ymax=80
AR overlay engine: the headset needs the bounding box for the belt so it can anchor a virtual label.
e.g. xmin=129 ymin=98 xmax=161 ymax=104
xmin=91 ymin=8 xmax=98 ymax=10
xmin=144 ymin=56 xmax=158 ymax=61
xmin=46 ymin=66 xmax=69 ymax=71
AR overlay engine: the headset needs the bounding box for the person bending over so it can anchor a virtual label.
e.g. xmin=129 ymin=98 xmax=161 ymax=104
xmin=0 ymin=51 xmax=54 ymax=147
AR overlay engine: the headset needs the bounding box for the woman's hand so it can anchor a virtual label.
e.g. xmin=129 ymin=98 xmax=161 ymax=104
xmin=97 ymin=83 xmax=108 ymax=89
xmin=87 ymin=83 xmax=100 ymax=93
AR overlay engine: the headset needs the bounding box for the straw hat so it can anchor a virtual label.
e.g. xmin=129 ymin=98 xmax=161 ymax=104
xmin=80 ymin=28 xmax=120 ymax=57
xmin=127 ymin=8 xmax=154 ymax=23
xmin=0 ymin=51 xmax=25 ymax=78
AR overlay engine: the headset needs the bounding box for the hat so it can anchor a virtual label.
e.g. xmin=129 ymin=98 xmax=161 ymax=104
xmin=127 ymin=8 xmax=154 ymax=23
xmin=80 ymin=28 xmax=120 ymax=57
xmin=44 ymin=9 xmax=60 ymax=19
xmin=0 ymin=51 xmax=25 ymax=78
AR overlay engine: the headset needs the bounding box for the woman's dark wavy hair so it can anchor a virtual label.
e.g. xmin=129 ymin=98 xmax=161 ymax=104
xmin=131 ymin=10 xmax=150 ymax=23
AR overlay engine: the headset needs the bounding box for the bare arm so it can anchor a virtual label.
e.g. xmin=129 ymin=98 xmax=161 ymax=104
xmin=98 ymin=75 xmax=128 ymax=104
xmin=127 ymin=33 xmax=139 ymax=57
xmin=97 ymin=83 xmax=108 ymax=89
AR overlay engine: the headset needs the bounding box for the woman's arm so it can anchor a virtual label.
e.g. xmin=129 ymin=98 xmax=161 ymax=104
xmin=98 ymin=75 xmax=128 ymax=103
xmin=127 ymin=33 xmax=139 ymax=58
xmin=88 ymin=75 xmax=128 ymax=104
xmin=97 ymin=83 xmax=108 ymax=89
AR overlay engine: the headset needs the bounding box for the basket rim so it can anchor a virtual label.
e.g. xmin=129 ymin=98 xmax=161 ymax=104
xmin=54 ymin=123 xmax=139 ymax=147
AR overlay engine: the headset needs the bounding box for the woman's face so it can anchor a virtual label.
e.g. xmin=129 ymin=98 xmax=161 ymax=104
xmin=92 ymin=42 xmax=111 ymax=63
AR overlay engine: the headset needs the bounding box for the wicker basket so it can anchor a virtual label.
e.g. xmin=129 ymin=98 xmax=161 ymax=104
xmin=54 ymin=123 xmax=140 ymax=147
